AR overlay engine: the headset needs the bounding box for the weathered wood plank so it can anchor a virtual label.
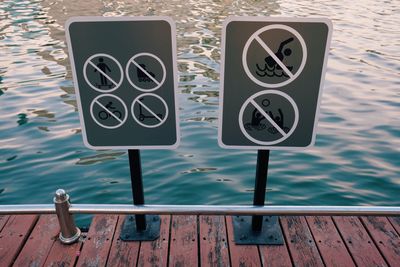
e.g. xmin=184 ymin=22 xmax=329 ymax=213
xmin=225 ymin=216 xmax=260 ymax=267
xmin=13 ymin=215 xmax=59 ymax=267
xmin=333 ymin=216 xmax=388 ymax=267
xmin=0 ymin=215 xmax=9 ymax=232
xmin=306 ymin=216 xmax=354 ymax=267
xmin=388 ymin=217 xmax=400 ymax=235
xmin=169 ymin=215 xmax=198 ymax=267
xmin=361 ymin=216 xmax=400 ymax=267
xmin=75 ymin=215 xmax=118 ymax=267
xmin=107 ymin=215 xmax=139 ymax=267
xmin=0 ymin=215 xmax=38 ymax=266
xmin=199 ymin=215 xmax=230 ymax=267
xmin=280 ymin=216 xmax=324 ymax=267
xmin=259 ymin=217 xmax=292 ymax=267
xmin=43 ymin=236 xmax=83 ymax=267
xmin=138 ymin=215 xmax=171 ymax=267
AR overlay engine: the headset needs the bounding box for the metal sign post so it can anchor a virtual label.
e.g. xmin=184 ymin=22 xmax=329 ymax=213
xmin=219 ymin=16 xmax=332 ymax=245
xmin=120 ymin=150 xmax=160 ymax=241
xmin=233 ymin=150 xmax=283 ymax=245
xmin=66 ymin=17 xmax=179 ymax=241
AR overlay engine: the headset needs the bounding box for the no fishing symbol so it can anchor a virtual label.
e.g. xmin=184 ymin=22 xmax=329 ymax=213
xmin=239 ymin=90 xmax=299 ymax=145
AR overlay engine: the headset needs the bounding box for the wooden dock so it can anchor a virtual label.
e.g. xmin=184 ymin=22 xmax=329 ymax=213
xmin=0 ymin=214 xmax=399 ymax=266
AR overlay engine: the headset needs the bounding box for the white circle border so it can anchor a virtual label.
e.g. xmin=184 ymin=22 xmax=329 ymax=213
xmin=131 ymin=93 xmax=169 ymax=128
xmin=238 ymin=90 xmax=299 ymax=146
xmin=126 ymin=53 xmax=166 ymax=92
xmin=83 ymin=53 xmax=124 ymax=93
xmin=242 ymin=24 xmax=307 ymax=88
xmin=90 ymin=94 xmax=128 ymax=129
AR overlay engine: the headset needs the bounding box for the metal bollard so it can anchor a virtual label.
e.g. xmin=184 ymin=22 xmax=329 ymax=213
xmin=54 ymin=189 xmax=81 ymax=244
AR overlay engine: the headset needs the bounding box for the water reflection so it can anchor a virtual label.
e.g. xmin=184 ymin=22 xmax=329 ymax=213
xmin=0 ymin=0 xmax=399 ymax=210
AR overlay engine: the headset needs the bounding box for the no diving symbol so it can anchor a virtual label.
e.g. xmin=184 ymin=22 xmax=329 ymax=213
xmin=84 ymin=54 xmax=124 ymax=93
xmin=126 ymin=53 xmax=166 ymax=92
xmin=242 ymin=24 xmax=307 ymax=88
xmin=90 ymin=94 xmax=128 ymax=129
xmin=239 ymin=90 xmax=299 ymax=145
xmin=131 ymin=93 xmax=168 ymax=128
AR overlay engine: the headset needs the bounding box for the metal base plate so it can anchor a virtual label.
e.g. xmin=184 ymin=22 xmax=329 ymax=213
xmin=232 ymin=216 xmax=284 ymax=245
xmin=120 ymin=215 xmax=160 ymax=241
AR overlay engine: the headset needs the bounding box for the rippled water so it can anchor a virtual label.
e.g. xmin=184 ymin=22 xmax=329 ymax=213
xmin=0 ymin=0 xmax=399 ymax=218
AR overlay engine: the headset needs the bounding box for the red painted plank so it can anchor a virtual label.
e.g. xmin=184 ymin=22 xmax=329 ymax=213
xmin=361 ymin=216 xmax=400 ymax=267
xmin=306 ymin=216 xmax=355 ymax=267
xmin=199 ymin=215 xmax=230 ymax=267
xmin=0 ymin=215 xmax=38 ymax=266
xmin=388 ymin=217 xmax=400 ymax=235
xmin=0 ymin=215 xmax=9 ymax=231
xmin=76 ymin=215 xmax=118 ymax=267
xmin=44 ymin=235 xmax=83 ymax=267
xmin=259 ymin=217 xmax=292 ymax=267
xmin=333 ymin=216 xmax=388 ymax=267
xmin=280 ymin=216 xmax=324 ymax=267
xmin=138 ymin=215 xmax=171 ymax=267
xmin=13 ymin=215 xmax=59 ymax=267
xmin=107 ymin=215 xmax=140 ymax=267
xmin=225 ymin=216 xmax=260 ymax=267
xmin=169 ymin=215 xmax=198 ymax=266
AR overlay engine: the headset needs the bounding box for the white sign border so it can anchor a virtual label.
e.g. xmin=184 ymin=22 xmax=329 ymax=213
xmin=218 ymin=16 xmax=333 ymax=150
xmin=66 ymin=16 xmax=180 ymax=150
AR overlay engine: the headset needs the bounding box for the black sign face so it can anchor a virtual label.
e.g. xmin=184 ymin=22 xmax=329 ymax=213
xmin=219 ymin=17 xmax=332 ymax=150
xmin=66 ymin=17 xmax=179 ymax=149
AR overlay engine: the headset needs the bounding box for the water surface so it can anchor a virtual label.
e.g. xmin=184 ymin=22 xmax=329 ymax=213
xmin=0 ymin=0 xmax=399 ymax=221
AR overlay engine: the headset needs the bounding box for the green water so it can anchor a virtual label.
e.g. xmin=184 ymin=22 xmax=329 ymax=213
xmin=0 ymin=0 xmax=399 ymax=226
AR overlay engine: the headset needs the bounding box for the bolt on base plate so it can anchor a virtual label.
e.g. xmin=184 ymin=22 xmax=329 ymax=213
xmin=120 ymin=215 xmax=160 ymax=241
xmin=232 ymin=215 xmax=284 ymax=245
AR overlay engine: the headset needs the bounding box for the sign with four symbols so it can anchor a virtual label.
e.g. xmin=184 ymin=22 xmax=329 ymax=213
xmin=219 ymin=17 xmax=332 ymax=149
xmin=66 ymin=17 xmax=179 ymax=149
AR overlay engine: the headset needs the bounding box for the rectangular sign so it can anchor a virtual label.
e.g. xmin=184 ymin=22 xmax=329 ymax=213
xmin=66 ymin=17 xmax=180 ymax=150
xmin=218 ymin=16 xmax=332 ymax=150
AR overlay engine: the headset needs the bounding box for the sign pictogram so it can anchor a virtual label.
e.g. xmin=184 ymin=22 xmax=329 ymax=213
xmin=66 ymin=17 xmax=179 ymax=149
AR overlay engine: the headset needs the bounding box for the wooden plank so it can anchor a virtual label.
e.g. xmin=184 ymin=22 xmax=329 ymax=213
xmin=333 ymin=216 xmax=388 ymax=267
xmin=0 ymin=215 xmax=38 ymax=266
xmin=75 ymin=215 xmax=118 ymax=267
xmin=225 ymin=216 xmax=260 ymax=267
xmin=361 ymin=216 xmax=400 ymax=267
xmin=107 ymin=215 xmax=140 ymax=267
xmin=306 ymin=216 xmax=355 ymax=267
xmin=169 ymin=215 xmax=198 ymax=266
xmin=199 ymin=215 xmax=230 ymax=267
xmin=43 ymin=236 xmax=83 ymax=267
xmin=280 ymin=216 xmax=324 ymax=267
xmin=388 ymin=216 xmax=400 ymax=235
xmin=259 ymin=217 xmax=292 ymax=267
xmin=138 ymin=215 xmax=171 ymax=267
xmin=13 ymin=215 xmax=59 ymax=267
xmin=0 ymin=215 xmax=9 ymax=231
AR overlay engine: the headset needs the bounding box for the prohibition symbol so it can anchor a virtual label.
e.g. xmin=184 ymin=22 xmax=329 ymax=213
xmin=83 ymin=53 xmax=124 ymax=93
xmin=131 ymin=93 xmax=168 ymax=128
xmin=126 ymin=53 xmax=166 ymax=92
xmin=242 ymin=24 xmax=307 ymax=88
xmin=239 ymin=90 xmax=299 ymax=145
xmin=90 ymin=94 xmax=128 ymax=129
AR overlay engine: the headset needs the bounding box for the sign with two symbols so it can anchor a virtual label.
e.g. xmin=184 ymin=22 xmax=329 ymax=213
xmin=66 ymin=17 xmax=179 ymax=149
xmin=219 ymin=17 xmax=332 ymax=149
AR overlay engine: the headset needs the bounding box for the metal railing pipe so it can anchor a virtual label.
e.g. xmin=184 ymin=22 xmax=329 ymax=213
xmin=1 ymin=204 xmax=399 ymax=216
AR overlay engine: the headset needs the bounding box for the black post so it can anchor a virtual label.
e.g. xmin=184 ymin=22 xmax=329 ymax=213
xmin=252 ymin=150 xmax=270 ymax=231
xmin=128 ymin=149 xmax=146 ymax=231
